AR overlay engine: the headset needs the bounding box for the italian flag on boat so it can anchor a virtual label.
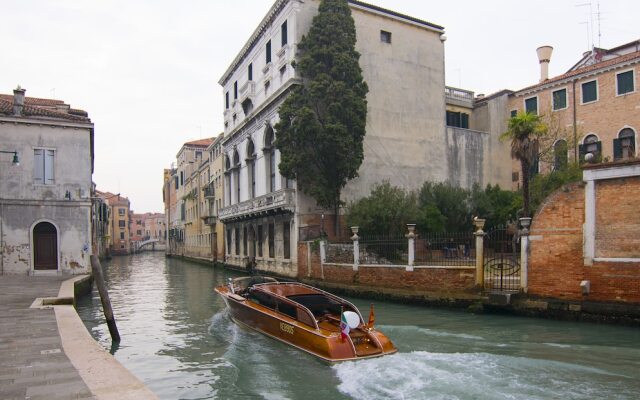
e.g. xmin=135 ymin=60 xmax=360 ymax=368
xmin=340 ymin=309 xmax=349 ymax=342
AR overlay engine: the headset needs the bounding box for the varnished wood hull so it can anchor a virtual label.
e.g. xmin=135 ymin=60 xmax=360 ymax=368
xmin=215 ymin=286 xmax=397 ymax=362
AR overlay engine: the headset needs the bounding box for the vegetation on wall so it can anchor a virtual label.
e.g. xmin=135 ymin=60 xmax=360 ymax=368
xmin=275 ymin=0 xmax=368 ymax=235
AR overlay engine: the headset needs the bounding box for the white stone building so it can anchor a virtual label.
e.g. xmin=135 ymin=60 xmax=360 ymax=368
xmin=218 ymin=0 xmax=450 ymax=277
xmin=0 ymin=88 xmax=94 ymax=275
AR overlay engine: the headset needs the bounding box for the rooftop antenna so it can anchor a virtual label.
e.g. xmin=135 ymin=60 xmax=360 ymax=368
xmin=576 ymin=2 xmax=594 ymax=50
xmin=597 ymin=1 xmax=601 ymax=47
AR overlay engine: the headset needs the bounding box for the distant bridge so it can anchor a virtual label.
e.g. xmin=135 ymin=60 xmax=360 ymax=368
xmin=137 ymin=239 xmax=162 ymax=251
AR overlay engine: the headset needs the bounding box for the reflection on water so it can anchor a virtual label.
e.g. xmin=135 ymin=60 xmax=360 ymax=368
xmin=77 ymin=253 xmax=640 ymax=400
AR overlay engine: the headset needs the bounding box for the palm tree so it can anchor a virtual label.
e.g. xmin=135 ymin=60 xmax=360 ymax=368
xmin=501 ymin=112 xmax=547 ymax=217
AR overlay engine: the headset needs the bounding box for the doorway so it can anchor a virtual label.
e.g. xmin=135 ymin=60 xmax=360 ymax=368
xmin=33 ymin=222 xmax=58 ymax=270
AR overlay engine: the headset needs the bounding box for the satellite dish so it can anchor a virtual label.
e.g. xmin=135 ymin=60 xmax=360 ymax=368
xmin=343 ymin=311 xmax=360 ymax=329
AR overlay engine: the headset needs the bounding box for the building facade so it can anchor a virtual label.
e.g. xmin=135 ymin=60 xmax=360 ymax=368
xmin=99 ymin=192 xmax=132 ymax=256
xmin=0 ymin=87 xmax=94 ymax=275
xmin=205 ymin=134 xmax=226 ymax=262
xmin=217 ymin=0 xmax=472 ymax=277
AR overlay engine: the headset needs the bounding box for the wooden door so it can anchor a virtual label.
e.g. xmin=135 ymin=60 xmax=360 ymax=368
xmin=34 ymin=222 xmax=58 ymax=270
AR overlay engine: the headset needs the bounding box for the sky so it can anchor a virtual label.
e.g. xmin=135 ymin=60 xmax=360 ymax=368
xmin=2 ymin=0 xmax=638 ymax=213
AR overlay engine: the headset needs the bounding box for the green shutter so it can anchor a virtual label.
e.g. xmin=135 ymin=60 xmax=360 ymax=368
xmin=617 ymin=71 xmax=634 ymax=95
xmin=461 ymin=113 xmax=469 ymax=129
xmin=613 ymin=138 xmax=622 ymax=160
xmin=582 ymin=81 xmax=597 ymax=103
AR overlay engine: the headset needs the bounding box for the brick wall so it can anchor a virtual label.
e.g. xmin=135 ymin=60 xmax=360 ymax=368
xmin=529 ymin=177 xmax=640 ymax=303
xmin=297 ymin=242 xmax=475 ymax=292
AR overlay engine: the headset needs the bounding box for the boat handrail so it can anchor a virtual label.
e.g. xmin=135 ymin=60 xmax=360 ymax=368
xmin=253 ymin=281 xmax=365 ymax=325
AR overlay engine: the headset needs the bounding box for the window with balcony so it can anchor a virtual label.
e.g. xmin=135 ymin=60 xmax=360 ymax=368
xmin=616 ymin=70 xmax=635 ymax=95
xmin=614 ymin=128 xmax=636 ymax=160
xmin=246 ymin=140 xmax=256 ymax=199
xmin=525 ymin=96 xmax=538 ymax=115
xmin=281 ymin=20 xmax=288 ymax=46
xmin=33 ymin=149 xmax=55 ymax=185
xmin=581 ymin=80 xmax=598 ymax=104
xmin=266 ymin=40 xmax=272 ymax=64
xmin=552 ymin=88 xmax=567 ymax=110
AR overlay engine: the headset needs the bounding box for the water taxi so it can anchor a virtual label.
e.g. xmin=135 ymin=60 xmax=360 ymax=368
xmin=215 ymin=277 xmax=397 ymax=362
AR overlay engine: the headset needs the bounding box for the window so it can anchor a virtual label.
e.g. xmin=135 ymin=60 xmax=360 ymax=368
xmin=243 ymin=227 xmax=247 ymax=256
xmin=235 ymin=227 xmax=240 ymax=255
xmin=512 ymin=172 xmax=519 ymax=182
xmin=616 ymin=70 xmax=635 ymax=95
xmin=283 ymin=222 xmax=290 ymax=259
xmin=581 ymin=80 xmax=598 ymax=104
xmin=118 ymin=208 xmax=125 ymax=216
xmin=120 ymin=232 xmax=125 ymax=240
xmin=137 ymin=230 xmax=142 ymax=235
xmin=248 ymin=63 xmax=253 ymax=81
xmin=446 ymin=111 xmax=469 ymax=128
xmin=579 ymin=134 xmax=601 ymax=161
xmin=281 ymin=21 xmax=288 ymax=46
xmin=234 ymin=81 xmax=238 ymax=100
xmin=266 ymin=40 xmax=272 ymax=64
xmin=380 ymin=30 xmax=392 ymax=44
xmin=265 ymin=127 xmax=276 ymax=193
xmin=119 ymin=220 xmax=126 ymax=228
xmin=247 ymin=140 xmax=256 ymax=199
xmin=510 ymin=110 xmax=517 ymax=118
xmin=268 ymin=223 xmax=275 ymax=258
xmin=225 ymin=92 xmax=229 ymax=109
xmin=614 ymin=128 xmax=636 ymax=160
xmin=524 ymin=96 xmax=538 ymax=114
xmin=226 ymin=229 xmax=232 ymax=254
xmin=233 ymin=150 xmax=240 ymax=203
xmin=257 ymin=225 xmax=263 ymax=257
xmin=552 ymin=88 xmax=567 ymax=110
xmin=553 ymin=140 xmax=568 ymax=171
xmin=33 ymin=149 xmax=54 ymax=185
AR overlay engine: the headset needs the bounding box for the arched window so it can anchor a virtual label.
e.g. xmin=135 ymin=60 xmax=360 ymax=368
xmin=246 ymin=139 xmax=256 ymax=199
xmin=579 ymin=134 xmax=601 ymax=161
xmin=264 ymin=126 xmax=276 ymax=193
xmin=614 ymin=128 xmax=636 ymax=160
xmin=553 ymin=139 xmax=568 ymax=171
xmin=233 ymin=149 xmax=241 ymax=204
xmin=224 ymin=155 xmax=232 ymax=206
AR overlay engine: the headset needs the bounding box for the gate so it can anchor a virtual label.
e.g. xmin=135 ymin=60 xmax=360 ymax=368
xmin=484 ymin=225 xmax=520 ymax=292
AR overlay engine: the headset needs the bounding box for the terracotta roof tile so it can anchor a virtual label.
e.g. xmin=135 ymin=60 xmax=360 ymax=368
xmin=0 ymin=96 xmax=91 ymax=122
xmin=0 ymin=94 xmax=65 ymax=106
xmin=185 ymin=138 xmax=214 ymax=147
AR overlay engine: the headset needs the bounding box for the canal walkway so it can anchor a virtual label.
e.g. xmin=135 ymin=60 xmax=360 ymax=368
xmin=0 ymin=274 xmax=157 ymax=400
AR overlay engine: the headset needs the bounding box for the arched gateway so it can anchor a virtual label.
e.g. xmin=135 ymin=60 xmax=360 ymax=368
xmin=33 ymin=222 xmax=58 ymax=270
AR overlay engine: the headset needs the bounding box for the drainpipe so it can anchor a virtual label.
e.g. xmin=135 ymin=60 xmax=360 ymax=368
xmin=572 ymin=79 xmax=578 ymax=161
xmin=0 ymin=205 xmax=4 ymax=275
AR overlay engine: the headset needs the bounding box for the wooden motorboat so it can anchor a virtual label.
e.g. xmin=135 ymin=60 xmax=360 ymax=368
xmin=215 ymin=276 xmax=397 ymax=362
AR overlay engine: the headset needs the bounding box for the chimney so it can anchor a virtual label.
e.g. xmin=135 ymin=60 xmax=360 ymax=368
xmin=536 ymin=46 xmax=553 ymax=82
xmin=13 ymin=86 xmax=26 ymax=116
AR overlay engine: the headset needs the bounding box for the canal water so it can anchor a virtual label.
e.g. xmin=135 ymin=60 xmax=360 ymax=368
xmin=76 ymin=252 xmax=640 ymax=400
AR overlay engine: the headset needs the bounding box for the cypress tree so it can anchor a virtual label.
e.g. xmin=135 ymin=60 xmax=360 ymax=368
xmin=275 ymin=0 xmax=368 ymax=234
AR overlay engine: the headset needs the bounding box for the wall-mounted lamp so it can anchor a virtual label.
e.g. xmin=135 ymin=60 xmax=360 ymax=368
xmin=0 ymin=150 xmax=19 ymax=166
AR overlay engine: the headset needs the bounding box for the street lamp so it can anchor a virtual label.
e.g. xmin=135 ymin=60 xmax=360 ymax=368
xmin=0 ymin=150 xmax=19 ymax=166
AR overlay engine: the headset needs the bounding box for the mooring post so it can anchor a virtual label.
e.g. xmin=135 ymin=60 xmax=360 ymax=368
xmin=406 ymin=224 xmax=416 ymax=272
xmin=473 ymin=218 xmax=486 ymax=288
xmin=351 ymin=226 xmax=359 ymax=271
xmin=519 ymin=217 xmax=532 ymax=293
xmin=90 ymin=255 xmax=120 ymax=342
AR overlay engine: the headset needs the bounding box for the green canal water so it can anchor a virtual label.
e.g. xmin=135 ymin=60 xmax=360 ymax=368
xmin=76 ymin=252 xmax=640 ymax=400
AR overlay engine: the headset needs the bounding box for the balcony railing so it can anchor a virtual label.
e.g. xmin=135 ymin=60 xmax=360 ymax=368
xmin=203 ymin=183 xmax=215 ymax=198
xmin=219 ymin=188 xmax=295 ymax=221
xmin=202 ymin=215 xmax=217 ymax=225
xmin=239 ymin=81 xmax=255 ymax=103
xmin=445 ymin=86 xmax=474 ymax=106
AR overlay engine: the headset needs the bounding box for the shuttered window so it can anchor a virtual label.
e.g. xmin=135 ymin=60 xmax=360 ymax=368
xmin=552 ymin=88 xmax=567 ymax=110
xmin=616 ymin=70 xmax=634 ymax=95
xmin=525 ymin=96 xmax=538 ymax=114
xmin=581 ymin=80 xmax=598 ymax=103
xmin=34 ymin=149 xmax=54 ymax=185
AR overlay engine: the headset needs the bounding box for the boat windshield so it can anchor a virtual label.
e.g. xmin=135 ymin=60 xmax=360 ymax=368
xmin=287 ymin=294 xmax=349 ymax=318
xmin=232 ymin=276 xmax=278 ymax=294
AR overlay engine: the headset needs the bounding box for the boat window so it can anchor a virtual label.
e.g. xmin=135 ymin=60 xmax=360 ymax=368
xmin=275 ymin=299 xmax=297 ymax=319
xmin=287 ymin=294 xmax=342 ymax=317
xmin=248 ymin=289 xmax=276 ymax=310
xmin=296 ymin=308 xmax=316 ymax=328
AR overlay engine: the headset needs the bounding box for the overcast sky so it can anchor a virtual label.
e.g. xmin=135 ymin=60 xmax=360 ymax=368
xmin=2 ymin=0 xmax=638 ymax=213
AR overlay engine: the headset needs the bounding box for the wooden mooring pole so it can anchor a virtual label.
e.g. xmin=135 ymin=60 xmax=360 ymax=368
xmin=90 ymin=255 xmax=121 ymax=342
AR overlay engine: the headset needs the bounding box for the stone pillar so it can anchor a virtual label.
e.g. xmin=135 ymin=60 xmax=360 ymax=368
xmin=319 ymin=239 xmax=326 ymax=264
xmin=406 ymin=224 xmax=416 ymax=272
xmin=519 ymin=217 xmax=532 ymax=292
xmin=351 ymin=226 xmax=359 ymax=271
xmin=473 ymin=218 xmax=486 ymax=287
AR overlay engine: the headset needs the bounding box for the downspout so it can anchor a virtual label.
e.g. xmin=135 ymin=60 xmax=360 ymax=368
xmin=572 ymin=79 xmax=578 ymax=161
xmin=0 ymin=204 xmax=4 ymax=275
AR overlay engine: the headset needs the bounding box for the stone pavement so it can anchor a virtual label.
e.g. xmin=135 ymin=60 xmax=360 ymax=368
xmin=0 ymin=275 xmax=95 ymax=400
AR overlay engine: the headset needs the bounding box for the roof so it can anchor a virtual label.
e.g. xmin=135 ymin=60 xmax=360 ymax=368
xmin=184 ymin=138 xmax=214 ymax=147
xmin=349 ymin=0 xmax=443 ymax=31
xmin=514 ymin=50 xmax=640 ymax=96
xmin=0 ymin=93 xmax=91 ymax=123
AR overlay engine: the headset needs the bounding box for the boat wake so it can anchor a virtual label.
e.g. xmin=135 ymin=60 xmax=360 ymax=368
xmin=333 ymin=350 xmax=637 ymax=400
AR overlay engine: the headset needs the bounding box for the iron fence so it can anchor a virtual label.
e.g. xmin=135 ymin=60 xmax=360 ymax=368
xmin=415 ymin=231 xmax=475 ymax=266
